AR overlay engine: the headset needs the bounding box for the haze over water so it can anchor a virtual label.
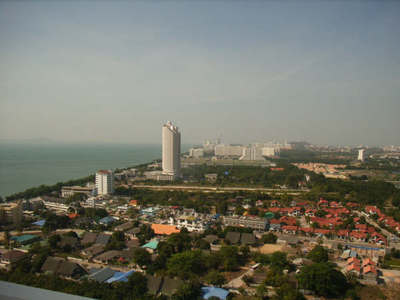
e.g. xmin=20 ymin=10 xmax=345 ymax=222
xmin=0 ymin=143 xmax=184 ymax=198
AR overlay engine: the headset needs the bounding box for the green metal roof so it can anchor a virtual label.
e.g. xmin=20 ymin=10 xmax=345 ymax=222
xmin=11 ymin=234 xmax=39 ymax=243
xmin=141 ymin=239 xmax=159 ymax=250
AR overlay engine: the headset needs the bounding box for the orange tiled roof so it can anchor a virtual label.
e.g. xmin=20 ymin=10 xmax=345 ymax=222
xmin=151 ymin=224 xmax=180 ymax=235
xmin=68 ymin=213 xmax=78 ymax=219
xmin=129 ymin=200 xmax=138 ymax=206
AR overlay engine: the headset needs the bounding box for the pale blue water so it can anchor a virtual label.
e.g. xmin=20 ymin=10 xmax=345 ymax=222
xmin=0 ymin=143 xmax=188 ymax=197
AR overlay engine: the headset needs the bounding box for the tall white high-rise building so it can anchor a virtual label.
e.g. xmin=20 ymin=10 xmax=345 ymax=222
xmin=96 ymin=170 xmax=114 ymax=195
xmin=162 ymin=121 xmax=181 ymax=178
xmin=358 ymin=149 xmax=365 ymax=162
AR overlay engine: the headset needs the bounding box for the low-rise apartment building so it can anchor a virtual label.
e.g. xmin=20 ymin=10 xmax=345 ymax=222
xmin=223 ymin=216 xmax=268 ymax=231
xmin=40 ymin=196 xmax=69 ymax=213
xmin=61 ymin=185 xmax=95 ymax=198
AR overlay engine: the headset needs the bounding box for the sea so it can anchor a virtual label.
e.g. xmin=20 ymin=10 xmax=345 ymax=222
xmin=0 ymin=143 xmax=189 ymax=198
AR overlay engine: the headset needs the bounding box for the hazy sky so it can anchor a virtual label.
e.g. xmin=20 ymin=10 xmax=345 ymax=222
xmin=1 ymin=1 xmax=399 ymax=146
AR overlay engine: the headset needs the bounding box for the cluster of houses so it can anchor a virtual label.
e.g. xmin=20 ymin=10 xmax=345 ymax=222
xmin=365 ymin=206 xmax=400 ymax=234
xmin=344 ymin=257 xmax=379 ymax=284
xmin=259 ymin=199 xmax=389 ymax=246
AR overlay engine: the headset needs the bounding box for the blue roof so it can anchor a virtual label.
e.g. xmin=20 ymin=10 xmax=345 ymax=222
xmin=105 ymin=270 xmax=134 ymax=283
xmin=142 ymin=239 xmax=159 ymax=250
xmin=202 ymin=287 xmax=229 ymax=300
xmin=32 ymin=220 xmax=45 ymax=227
xmin=99 ymin=216 xmax=116 ymax=225
xmin=346 ymin=244 xmax=382 ymax=251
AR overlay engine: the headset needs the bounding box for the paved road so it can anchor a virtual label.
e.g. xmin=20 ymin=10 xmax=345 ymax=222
xmin=129 ymin=184 xmax=308 ymax=195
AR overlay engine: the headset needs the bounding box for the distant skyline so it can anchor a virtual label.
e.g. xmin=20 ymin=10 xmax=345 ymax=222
xmin=1 ymin=1 xmax=399 ymax=146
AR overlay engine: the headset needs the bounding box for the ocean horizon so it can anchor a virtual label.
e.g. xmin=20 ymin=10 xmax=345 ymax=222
xmin=0 ymin=142 xmax=190 ymax=198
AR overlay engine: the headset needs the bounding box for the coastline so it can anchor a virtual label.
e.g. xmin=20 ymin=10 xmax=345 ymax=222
xmin=0 ymin=143 xmax=165 ymax=198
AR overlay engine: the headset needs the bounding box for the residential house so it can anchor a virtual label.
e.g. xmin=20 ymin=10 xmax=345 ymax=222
xmin=93 ymin=250 xmax=123 ymax=264
xmin=98 ymin=216 xmax=117 ymax=226
xmin=57 ymin=261 xmax=87 ymax=279
xmin=41 ymin=257 xmax=86 ymax=279
xmin=105 ymin=270 xmax=135 ymax=283
xmin=10 ymin=234 xmax=40 ymax=246
xmin=0 ymin=250 xmax=26 ymax=270
xmin=81 ymin=244 xmax=105 ymax=259
xmin=282 ymin=226 xmax=298 ymax=235
xmin=81 ymin=232 xmax=98 ymax=246
xmin=89 ymin=267 xmax=117 ymax=283
xmin=346 ymin=264 xmax=361 ymax=277
xmin=142 ymin=240 xmax=159 ymax=253
xmin=362 ymin=265 xmax=378 ymax=281
xmin=152 ymin=224 xmax=180 ymax=235
xmin=350 ymin=231 xmax=367 ymax=243
xmin=269 ymin=219 xmax=281 ymax=231
xmin=125 ymin=239 xmax=140 ymax=250
xmin=114 ymin=222 xmax=134 ymax=232
xmin=58 ymin=236 xmax=79 ymax=250
xmin=95 ymin=233 xmax=111 ymax=246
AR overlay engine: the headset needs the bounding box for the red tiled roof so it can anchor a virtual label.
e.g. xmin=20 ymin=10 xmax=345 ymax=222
xmin=314 ymin=228 xmax=331 ymax=235
xmin=347 ymin=257 xmax=360 ymax=265
xmin=282 ymin=225 xmax=298 ymax=231
xmin=362 ymin=259 xmax=375 ymax=267
xmin=337 ymin=230 xmax=349 ymax=236
xmin=350 ymin=231 xmax=367 ymax=239
xmin=300 ymin=227 xmax=314 ymax=233
xmin=68 ymin=213 xmax=78 ymax=219
xmin=347 ymin=264 xmax=360 ymax=272
xmin=269 ymin=219 xmax=281 ymax=224
xmin=363 ymin=265 xmax=377 ymax=274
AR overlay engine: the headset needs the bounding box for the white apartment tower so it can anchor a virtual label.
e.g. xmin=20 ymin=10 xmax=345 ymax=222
xmin=358 ymin=149 xmax=365 ymax=162
xmin=162 ymin=121 xmax=181 ymax=178
xmin=96 ymin=170 xmax=114 ymax=195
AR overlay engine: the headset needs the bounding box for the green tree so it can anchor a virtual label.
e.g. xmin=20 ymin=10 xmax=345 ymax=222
xmin=167 ymin=232 xmax=192 ymax=253
xmin=297 ymin=262 xmax=348 ymax=298
xmin=106 ymin=231 xmax=125 ymax=251
xmin=48 ymin=234 xmax=61 ymax=248
xmin=133 ymin=248 xmax=152 ymax=268
xmin=219 ymin=246 xmax=240 ymax=271
xmin=194 ymin=238 xmax=210 ymax=250
xmin=172 ymin=280 xmax=202 ymax=300
xmin=307 ymin=245 xmax=329 ymax=263
xmin=204 ymin=270 xmax=226 ymax=286
xmin=167 ymin=250 xmax=206 ymax=279
xmin=127 ymin=272 xmax=148 ymax=298
xmin=270 ymin=251 xmax=290 ymax=272
xmin=272 ymin=283 xmax=306 ymax=300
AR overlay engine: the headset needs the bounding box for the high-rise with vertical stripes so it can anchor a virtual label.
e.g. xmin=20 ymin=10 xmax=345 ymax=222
xmin=95 ymin=170 xmax=114 ymax=195
xmin=162 ymin=121 xmax=181 ymax=179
